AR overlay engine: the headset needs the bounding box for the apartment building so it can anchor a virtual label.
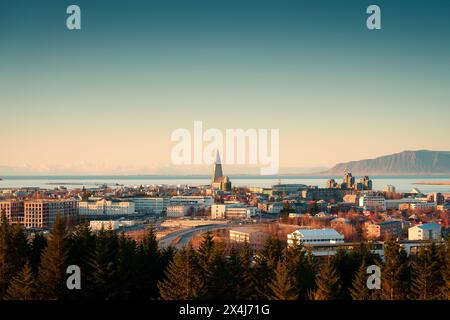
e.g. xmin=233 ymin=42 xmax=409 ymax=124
xmin=166 ymin=204 xmax=192 ymax=218
xmin=78 ymin=199 xmax=135 ymax=217
xmin=365 ymin=220 xmax=403 ymax=240
xmin=359 ymin=195 xmax=386 ymax=211
xmin=287 ymin=228 xmax=344 ymax=246
xmin=211 ymin=204 xmax=258 ymax=220
xmin=0 ymin=200 xmax=25 ymax=225
xmin=24 ymin=199 xmax=78 ymax=229
xmin=229 ymin=227 xmax=269 ymax=250
xmin=408 ymin=222 xmax=442 ymax=241
xmin=128 ymin=197 xmax=169 ymax=215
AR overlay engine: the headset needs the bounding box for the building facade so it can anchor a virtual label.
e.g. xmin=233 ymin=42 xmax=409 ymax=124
xmin=287 ymin=228 xmax=344 ymax=246
xmin=229 ymin=227 xmax=269 ymax=250
xmin=24 ymin=199 xmax=78 ymax=229
xmin=79 ymin=199 xmax=135 ymax=217
xmin=0 ymin=200 xmax=25 ymax=225
xmin=129 ymin=197 xmax=168 ymax=215
xmin=408 ymin=223 xmax=442 ymax=241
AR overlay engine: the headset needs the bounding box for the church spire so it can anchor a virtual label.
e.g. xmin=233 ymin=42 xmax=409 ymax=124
xmin=212 ymin=150 xmax=223 ymax=182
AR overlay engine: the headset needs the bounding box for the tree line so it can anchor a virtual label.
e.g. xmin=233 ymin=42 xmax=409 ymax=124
xmin=0 ymin=214 xmax=449 ymax=300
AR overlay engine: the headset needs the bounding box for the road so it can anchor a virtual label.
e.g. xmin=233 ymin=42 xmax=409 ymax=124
xmin=158 ymin=223 xmax=230 ymax=248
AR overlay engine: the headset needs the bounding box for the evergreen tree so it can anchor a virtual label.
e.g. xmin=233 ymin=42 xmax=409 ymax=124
xmin=252 ymin=236 xmax=284 ymax=299
xmin=5 ymin=262 xmax=37 ymax=300
xmin=195 ymin=232 xmax=231 ymax=299
xmin=9 ymin=225 xmax=29 ymax=270
xmin=349 ymin=261 xmax=370 ymax=300
xmin=283 ymin=240 xmax=315 ymax=299
xmin=227 ymin=244 xmax=255 ymax=299
xmin=69 ymin=223 xmax=95 ymax=269
xmin=29 ymin=233 xmax=47 ymax=275
xmin=136 ymin=227 xmax=162 ymax=299
xmin=409 ymin=244 xmax=443 ymax=300
xmin=380 ymin=238 xmax=410 ymax=300
xmin=330 ymin=248 xmax=356 ymax=299
xmin=268 ymin=260 xmax=298 ymax=300
xmin=36 ymin=216 xmax=70 ymax=300
xmin=116 ymin=233 xmax=138 ymax=299
xmin=440 ymin=239 xmax=450 ymax=299
xmin=86 ymin=228 xmax=119 ymax=299
xmin=197 ymin=231 xmax=215 ymax=268
xmin=0 ymin=212 xmax=13 ymax=297
xmin=158 ymin=246 xmax=206 ymax=300
xmin=313 ymin=258 xmax=342 ymax=300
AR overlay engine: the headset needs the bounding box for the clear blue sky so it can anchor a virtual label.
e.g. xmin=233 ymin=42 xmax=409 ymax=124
xmin=1 ymin=0 xmax=449 ymax=174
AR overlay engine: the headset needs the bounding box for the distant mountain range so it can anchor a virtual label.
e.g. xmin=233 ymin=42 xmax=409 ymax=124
xmin=318 ymin=150 xmax=450 ymax=176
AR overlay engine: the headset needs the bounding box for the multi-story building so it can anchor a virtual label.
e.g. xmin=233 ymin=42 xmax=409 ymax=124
xmin=170 ymin=196 xmax=214 ymax=207
xmin=409 ymin=202 xmax=435 ymax=211
xmin=89 ymin=220 xmax=135 ymax=231
xmin=272 ymin=184 xmax=307 ymax=195
xmin=166 ymin=204 xmax=192 ymax=218
xmin=365 ymin=220 xmax=402 ymax=240
xmin=229 ymin=227 xmax=269 ymax=250
xmin=24 ymin=199 xmax=78 ymax=229
xmin=287 ymin=228 xmax=344 ymax=246
xmin=408 ymin=222 xmax=442 ymax=241
xmin=211 ymin=204 xmax=258 ymax=220
xmin=359 ymin=195 xmax=386 ymax=211
xmin=0 ymin=200 xmax=25 ymax=225
xmin=128 ymin=197 xmax=168 ymax=215
xmin=359 ymin=176 xmax=373 ymax=191
xmin=343 ymin=170 xmax=356 ymax=189
xmin=78 ymin=199 xmax=135 ymax=217
xmin=301 ymin=187 xmax=344 ymax=202
xmin=267 ymin=202 xmax=284 ymax=214
xmin=386 ymin=198 xmax=423 ymax=210
xmin=382 ymin=185 xmax=396 ymax=193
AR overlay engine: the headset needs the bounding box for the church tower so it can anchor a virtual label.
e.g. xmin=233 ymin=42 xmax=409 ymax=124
xmin=212 ymin=151 xmax=223 ymax=183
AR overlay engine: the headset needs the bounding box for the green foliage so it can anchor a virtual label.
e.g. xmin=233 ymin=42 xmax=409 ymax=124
xmin=36 ymin=216 xmax=70 ymax=300
xmin=227 ymin=244 xmax=255 ymax=299
xmin=380 ymin=238 xmax=410 ymax=300
xmin=158 ymin=245 xmax=206 ymax=300
xmin=313 ymin=258 xmax=342 ymax=300
xmin=6 ymin=262 xmax=37 ymax=300
xmin=409 ymin=243 xmax=443 ymax=300
xmin=1 ymin=215 xmax=449 ymax=301
xmin=252 ymin=236 xmax=285 ymax=299
xmin=349 ymin=261 xmax=370 ymax=300
xmin=86 ymin=228 xmax=119 ymax=299
xmin=268 ymin=260 xmax=298 ymax=300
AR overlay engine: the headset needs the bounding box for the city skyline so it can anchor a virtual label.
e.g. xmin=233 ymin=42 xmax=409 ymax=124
xmin=1 ymin=0 xmax=450 ymax=174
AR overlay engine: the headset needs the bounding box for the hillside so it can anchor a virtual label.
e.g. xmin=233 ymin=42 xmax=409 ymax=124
xmin=318 ymin=150 xmax=450 ymax=176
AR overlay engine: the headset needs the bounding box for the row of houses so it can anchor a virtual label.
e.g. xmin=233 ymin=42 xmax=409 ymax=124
xmin=229 ymin=222 xmax=443 ymax=251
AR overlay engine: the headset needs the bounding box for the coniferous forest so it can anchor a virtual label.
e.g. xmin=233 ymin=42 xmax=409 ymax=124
xmin=0 ymin=214 xmax=449 ymax=300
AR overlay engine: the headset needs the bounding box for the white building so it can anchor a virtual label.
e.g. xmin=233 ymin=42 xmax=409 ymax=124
xmin=166 ymin=204 xmax=192 ymax=218
xmin=267 ymin=202 xmax=284 ymax=214
xmin=211 ymin=204 xmax=226 ymax=219
xmin=359 ymin=195 xmax=386 ymax=211
xmin=287 ymin=228 xmax=344 ymax=246
xmin=211 ymin=204 xmax=258 ymax=220
xmin=408 ymin=222 xmax=441 ymax=241
xmin=129 ymin=197 xmax=168 ymax=215
xmin=385 ymin=198 xmax=424 ymax=210
xmin=409 ymin=202 xmax=435 ymax=211
xmin=229 ymin=227 xmax=269 ymax=250
xmin=79 ymin=199 xmax=135 ymax=217
xmin=170 ymin=196 xmax=214 ymax=206
xmin=89 ymin=220 xmax=135 ymax=231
